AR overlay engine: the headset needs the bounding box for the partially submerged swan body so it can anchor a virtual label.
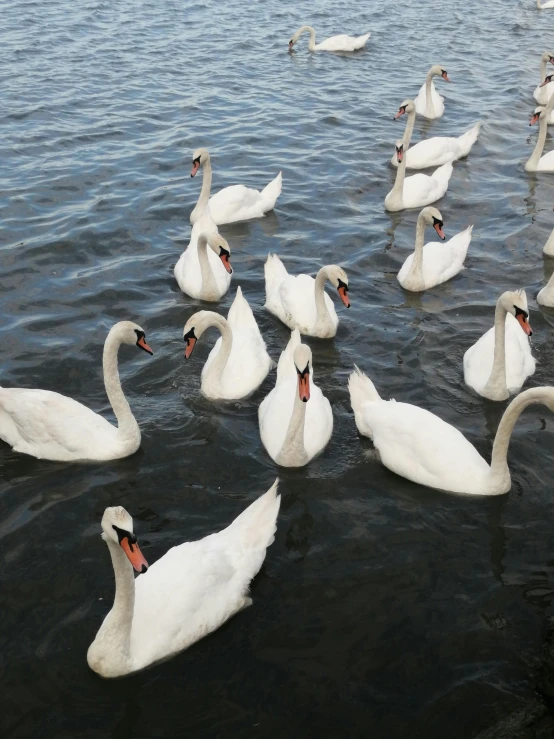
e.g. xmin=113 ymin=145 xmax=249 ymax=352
xmin=413 ymin=64 xmax=450 ymax=119
xmin=349 ymin=368 xmax=554 ymax=495
xmin=87 ymin=482 xmax=280 ymax=678
xmin=0 ymin=322 xmax=153 ymax=461
xmin=288 ymin=25 xmax=369 ymax=52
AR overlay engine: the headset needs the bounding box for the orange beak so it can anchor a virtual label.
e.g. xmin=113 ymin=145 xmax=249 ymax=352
xmin=516 ymin=313 xmax=533 ymax=336
xmin=530 ymin=113 xmax=540 ymax=125
xmin=394 ymin=107 xmax=406 ymax=120
xmin=219 ymin=252 xmax=233 ymax=274
xmin=298 ymin=372 xmax=310 ymax=402
xmin=184 ymin=336 xmax=197 ymax=359
xmin=337 ymin=285 xmax=350 ymax=308
xmin=121 ymin=537 xmax=148 ymax=573
xmin=434 ymin=223 xmax=446 ymax=240
xmin=137 ymin=336 xmax=153 ymax=355
xmin=442 ymin=72 xmax=451 ymax=82
xmin=191 ymin=160 xmax=200 ymax=177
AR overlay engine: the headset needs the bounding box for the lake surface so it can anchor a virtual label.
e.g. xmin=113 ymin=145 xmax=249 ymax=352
xmin=2 ymin=0 xmax=554 ymax=736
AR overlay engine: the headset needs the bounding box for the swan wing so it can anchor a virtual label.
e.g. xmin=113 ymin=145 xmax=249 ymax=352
xmin=303 ymin=382 xmax=333 ymax=458
xmin=278 ymin=274 xmax=319 ymax=333
xmin=504 ymin=314 xmax=536 ymax=392
xmin=401 ymin=161 xmax=453 ymax=209
xmin=315 ymin=32 xmax=369 ymax=51
xmin=208 ymin=173 xmax=282 ymax=226
xmin=537 ymin=150 xmax=554 ymax=171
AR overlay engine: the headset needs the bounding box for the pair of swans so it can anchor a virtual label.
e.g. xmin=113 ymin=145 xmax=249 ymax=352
xmin=397 ymin=207 xmax=473 ymax=292
xmin=264 ymin=254 xmax=350 ymax=338
xmin=174 ymin=229 xmax=233 ymax=301
xmin=413 ymin=65 xmax=450 ymax=119
xmin=463 ymin=290 xmax=535 ymax=401
xmin=526 ymin=89 xmax=554 ymax=171
xmin=190 ymin=148 xmax=282 ymax=226
xmin=288 ymin=25 xmax=369 ymax=52
xmin=392 ymin=100 xmax=481 ymax=169
xmin=385 ymin=103 xmax=454 ymax=212
xmin=183 ymin=287 xmax=272 ymax=400
xmin=88 ymin=481 xmax=280 ymax=677
xmin=0 ymin=322 xmax=152 ymax=462
xmin=349 ymin=369 xmax=554 ymax=495
xmin=259 ymin=330 xmax=332 ymax=467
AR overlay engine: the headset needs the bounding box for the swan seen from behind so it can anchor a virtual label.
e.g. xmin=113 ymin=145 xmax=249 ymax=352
xmin=87 ymin=481 xmax=281 ymax=678
xmin=288 ymin=25 xmax=370 ymax=52
xmin=413 ymin=64 xmax=450 ymax=119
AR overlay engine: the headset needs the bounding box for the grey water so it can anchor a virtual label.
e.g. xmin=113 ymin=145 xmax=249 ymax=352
xmin=2 ymin=0 xmax=554 ymax=736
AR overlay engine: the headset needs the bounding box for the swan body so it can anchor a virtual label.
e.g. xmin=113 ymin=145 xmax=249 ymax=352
xmin=533 ymin=52 xmax=554 ymax=103
xmin=174 ymin=229 xmax=233 ymax=301
xmin=190 ymin=148 xmax=282 ymax=226
xmin=264 ymin=254 xmax=350 ymax=338
xmin=259 ymin=330 xmax=332 ymax=467
xmin=0 ymin=322 xmax=153 ymax=462
xmin=526 ymin=93 xmax=554 ymax=172
xmin=463 ymin=290 xmax=535 ymax=401
xmin=391 ymin=100 xmax=480 ymax=169
xmin=349 ymin=368 xmax=554 ymax=495
xmin=413 ymin=65 xmax=450 ymax=119
xmin=182 ymin=287 xmax=272 ymax=400
xmin=288 ymin=25 xmax=369 ymax=52
xmin=397 ymin=207 xmax=472 ymax=291
xmin=87 ymin=482 xmax=281 ymax=678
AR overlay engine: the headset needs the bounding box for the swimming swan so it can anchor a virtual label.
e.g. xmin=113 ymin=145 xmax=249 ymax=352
xmin=174 ymin=230 xmax=233 ymax=301
xmin=413 ymin=64 xmax=450 ymax=119
xmin=87 ymin=481 xmax=280 ymax=678
xmin=288 ymin=25 xmax=369 ymax=52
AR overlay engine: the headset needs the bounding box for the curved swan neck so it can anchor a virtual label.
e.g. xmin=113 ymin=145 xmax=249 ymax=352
xmin=540 ymin=55 xmax=548 ymax=80
xmin=425 ymin=69 xmax=436 ymax=117
xmin=201 ymin=313 xmax=233 ymax=384
xmin=277 ymin=387 xmax=308 ymax=465
xmin=191 ymin=157 xmax=212 ymax=223
xmin=483 ymin=301 xmax=508 ymax=398
xmin=408 ymin=214 xmax=427 ymax=286
xmin=402 ymin=106 xmax=416 ymax=148
xmin=103 ymin=329 xmax=139 ymax=439
xmin=197 ymin=235 xmax=219 ymax=300
xmin=298 ymin=25 xmax=317 ymax=49
xmin=314 ymin=267 xmax=335 ymax=333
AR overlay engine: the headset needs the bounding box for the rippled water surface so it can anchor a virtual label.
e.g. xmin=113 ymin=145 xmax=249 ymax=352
xmin=3 ymin=0 xmax=554 ymax=736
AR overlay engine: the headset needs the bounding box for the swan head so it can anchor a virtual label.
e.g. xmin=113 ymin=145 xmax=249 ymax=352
xmin=429 ymin=64 xmax=450 ymax=82
xmin=394 ymin=99 xmax=415 ymax=120
xmin=182 ymin=310 xmax=222 ymax=359
xmin=420 ymin=207 xmax=445 ymax=240
xmin=111 ymin=321 xmax=153 ymax=355
xmin=324 ymin=265 xmax=350 ymax=307
xmin=530 ymin=105 xmax=544 ymax=126
xmin=293 ymin=344 xmax=312 ymax=402
xmin=394 ymin=141 xmax=404 ymax=164
xmin=542 ymin=52 xmax=554 ymax=65
xmin=100 ymin=506 xmax=149 ymax=573
xmin=539 ymin=74 xmax=554 ymax=89
xmin=191 ymin=148 xmax=210 ymax=177
xmin=288 ymin=28 xmax=302 ymax=48
xmin=498 ymin=289 xmax=533 ymax=336
xmin=198 ymin=232 xmax=233 ymax=274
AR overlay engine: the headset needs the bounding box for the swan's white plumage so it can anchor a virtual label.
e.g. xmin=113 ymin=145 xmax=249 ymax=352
xmin=385 ymin=161 xmax=453 ymax=211
xmin=392 ymin=124 xmax=481 ymax=170
xmin=313 ymin=32 xmax=370 ymax=51
xmin=397 ymin=225 xmax=472 ymax=291
xmin=207 ymin=172 xmax=282 ymax=226
xmin=174 ymin=217 xmax=231 ymax=300
xmin=414 ymin=80 xmax=445 ymax=119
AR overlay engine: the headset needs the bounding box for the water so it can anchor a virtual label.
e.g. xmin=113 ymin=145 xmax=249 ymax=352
xmin=2 ymin=0 xmax=554 ymax=736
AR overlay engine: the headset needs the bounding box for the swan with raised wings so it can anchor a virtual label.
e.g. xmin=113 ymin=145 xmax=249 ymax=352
xmin=463 ymin=290 xmax=535 ymax=401
xmin=182 ymin=287 xmax=272 ymax=400
xmin=349 ymin=369 xmax=554 ymax=495
xmin=87 ymin=481 xmax=280 ymax=678
xmin=0 ymin=322 xmax=153 ymax=461
xmin=259 ymin=330 xmax=332 ymax=467
xmin=413 ymin=64 xmax=450 ymax=119
xmin=288 ymin=25 xmax=369 ymax=52
xmin=526 ymin=91 xmax=554 ymax=171
xmin=174 ymin=230 xmax=233 ymax=301
xmin=397 ymin=207 xmax=472 ymax=291
xmin=392 ymin=100 xmax=481 ymax=169
xmin=190 ymin=148 xmax=282 ymax=226
xmin=264 ymin=254 xmax=350 ymax=338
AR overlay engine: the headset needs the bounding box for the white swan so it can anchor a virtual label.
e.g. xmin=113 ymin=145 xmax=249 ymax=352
xmin=391 ymin=100 xmax=481 ymax=169
xmin=384 ymin=123 xmax=454 ymax=212
xmin=349 ymin=369 xmax=554 ymax=495
xmin=0 ymin=322 xmax=153 ymax=462
xmin=526 ymin=92 xmax=554 ymax=172
xmin=174 ymin=230 xmax=232 ymax=301
xmin=259 ymin=330 xmax=332 ymax=467
xmin=87 ymin=481 xmax=280 ymax=678
xmin=413 ymin=64 xmax=450 ymax=119
xmin=288 ymin=25 xmax=369 ymax=52
xmin=463 ymin=290 xmax=535 ymax=401
xmin=397 ymin=207 xmax=473 ymax=292
xmin=538 ymin=269 xmax=554 ymax=307
xmin=190 ymin=148 xmax=282 ymax=226
xmin=533 ymin=52 xmax=554 ymax=104
xmin=182 ymin=287 xmax=272 ymax=400
xmin=264 ymin=254 xmax=350 ymax=338
xmin=537 ymin=0 xmax=554 ymax=10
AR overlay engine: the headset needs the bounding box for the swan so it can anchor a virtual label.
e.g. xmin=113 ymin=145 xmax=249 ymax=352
xmin=174 ymin=230 xmax=233 ymax=301
xmin=349 ymin=368 xmax=554 ymax=495
xmin=526 ymin=91 xmax=554 ymax=172
xmin=533 ymin=52 xmax=554 ymax=104
xmin=263 ymin=254 xmax=350 ymax=338
xmin=190 ymin=148 xmax=282 ymax=226
xmin=384 ymin=127 xmax=454 ymax=212
xmin=288 ymin=25 xmax=370 ymax=52
xmin=463 ymin=290 xmax=535 ymax=401
xmin=537 ymin=0 xmax=554 ymax=10
xmin=391 ymin=100 xmax=481 ymax=169
xmin=0 ymin=322 xmax=153 ymax=462
xmin=413 ymin=64 xmax=450 ymax=119
xmin=397 ymin=207 xmax=473 ymax=292
xmin=87 ymin=481 xmax=280 ymax=678
xmin=259 ymin=330 xmax=332 ymax=467
xmin=182 ymin=287 xmax=272 ymax=400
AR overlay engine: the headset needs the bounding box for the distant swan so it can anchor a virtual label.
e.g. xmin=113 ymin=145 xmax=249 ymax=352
xmin=87 ymin=482 xmax=280 ymax=677
xmin=413 ymin=64 xmax=450 ymax=119
xmin=288 ymin=25 xmax=370 ymax=52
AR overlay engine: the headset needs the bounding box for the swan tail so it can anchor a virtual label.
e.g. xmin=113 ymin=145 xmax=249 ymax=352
xmin=432 ymin=160 xmax=454 ymax=186
xmin=227 ymin=285 xmax=256 ymax=326
xmin=260 ymin=172 xmax=282 ymax=211
xmin=348 ymin=366 xmax=380 ymax=438
xmin=264 ymin=253 xmax=288 ymax=305
xmin=225 ymin=480 xmax=281 ymax=551
xmin=457 ymin=122 xmax=481 ymax=157
xmin=357 ymin=32 xmax=370 ymax=46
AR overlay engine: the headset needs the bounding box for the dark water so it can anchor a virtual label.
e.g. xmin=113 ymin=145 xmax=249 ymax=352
xmin=2 ymin=0 xmax=554 ymax=736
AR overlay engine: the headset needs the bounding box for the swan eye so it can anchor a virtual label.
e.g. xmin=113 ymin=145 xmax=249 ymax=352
xmin=112 ymin=524 xmax=136 ymax=547
xmin=183 ymin=327 xmax=196 ymax=343
xmin=296 ymin=363 xmax=310 ymax=377
xmin=337 ymin=278 xmax=348 ymax=292
xmin=514 ymin=306 xmax=528 ymax=319
xmin=193 ymin=157 xmax=200 ymax=165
